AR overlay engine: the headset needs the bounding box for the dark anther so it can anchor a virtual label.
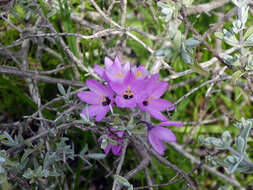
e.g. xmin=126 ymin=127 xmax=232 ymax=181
xmin=123 ymin=94 xmax=134 ymax=99
xmin=102 ymin=97 xmax=111 ymax=106
xmin=142 ymin=101 xmax=148 ymax=106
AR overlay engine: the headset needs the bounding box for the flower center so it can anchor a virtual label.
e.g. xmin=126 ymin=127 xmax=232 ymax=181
xmin=96 ymin=96 xmax=111 ymax=106
xmin=102 ymin=97 xmax=111 ymax=106
xmin=142 ymin=96 xmax=153 ymax=106
xmin=143 ymin=101 xmax=148 ymax=106
xmin=123 ymin=86 xmax=134 ymax=100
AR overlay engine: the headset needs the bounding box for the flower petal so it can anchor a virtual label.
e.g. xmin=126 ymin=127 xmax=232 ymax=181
xmin=151 ymin=81 xmax=168 ymax=97
xmin=123 ymin=62 xmax=130 ymax=72
xmin=134 ymin=90 xmax=149 ymax=104
xmin=84 ymin=104 xmax=108 ymax=121
xmin=95 ymin=106 xmax=110 ymax=121
xmin=104 ymin=144 xmax=112 ymax=155
xmin=77 ymin=91 xmax=102 ymax=104
xmin=148 ymin=99 xmax=173 ymax=111
xmin=105 ymin=57 xmax=113 ymax=69
xmin=86 ymin=80 xmax=106 ymax=95
xmin=110 ymin=81 xmax=125 ymax=95
xmin=86 ymin=80 xmax=113 ymax=97
xmin=94 ymin=64 xmax=105 ymax=79
xmin=146 ymin=108 xmax=168 ymax=121
xmin=116 ymin=131 xmax=125 ymax=138
xmin=111 ymin=145 xmax=122 ymax=156
xmin=115 ymin=96 xmax=136 ymax=108
xmin=114 ymin=56 xmax=121 ymax=67
xmin=153 ymin=126 xmax=177 ymax=142
xmin=148 ymin=130 xmax=167 ymax=155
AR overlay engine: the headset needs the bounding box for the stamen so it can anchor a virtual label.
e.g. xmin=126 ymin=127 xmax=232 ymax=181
xmin=123 ymin=86 xmax=134 ymax=99
xmin=136 ymin=71 xmax=142 ymax=78
xmin=114 ymin=71 xmax=124 ymax=79
xmin=96 ymin=97 xmax=111 ymax=106
xmin=118 ymin=71 xmax=123 ymax=78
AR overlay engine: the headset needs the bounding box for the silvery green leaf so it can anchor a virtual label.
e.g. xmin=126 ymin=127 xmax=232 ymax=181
xmin=21 ymin=149 xmax=37 ymax=164
xmin=130 ymin=129 xmax=146 ymax=135
xmin=236 ymin=136 xmax=245 ymax=153
xmin=222 ymin=131 xmax=232 ymax=147
xmin=168 ymin=27 xmax=178 ymax=39
xmin=173 ymin=31 xmax=182 ymax=50
xmin=80 ymin=144 xmax=88 ymax=155
xmin=181 ymin=50 xmax=193 ymax=64
xmin=0 ymin=157 xmax=5 ymax=165
xmin=223 ymin=29 xmax=239 ymax=47
xmin=232 ymin=20 xmax=241 ymax=33
xmin=57 ymin=83 xmax=65 ymax=96
xmin=225 ymin=155 xmax=237 ymax=164
xmin=0 ymin=132 xmax=19 ymax=147
xmin=244 ymin=33 xmax=253 ymax=46
xmin=114 ymin=175 xmax=131 ymax=187
xmin=128 ymin=185 xmax=134 ymax=190
xmin=223 ymin=55 xmax=237 ymax=66
xmin=229 ymin=155 xmax=244 ymax=174
xmin=201 ymin=137 xmax=226 ymax=149
xmin=214 ymin=32 xmax=224 ymax=40
xmin=243 ymin=26 xmax=253 ymax=40
xmin=107 ymin=137 xmax=118 ymax=146
xmin=87 ymin=153 xmax=106 ymax=160
xmin=43 ymin=152 xmax=59 ymax=169
xmin=241 ymin=6 xmax=249 ymax=25
xmin=23 ymin=168 xmax=34 ymax=179
xmin=246 ymin=55 xmax=253 ymax=71
xmin=231 ymin=0 xmax=239 ymax=7
xmin=153 ymin=49 xmax=165 ymax=57
xmin=78 ymin=155 xmax=92 ymax=166
xmin=153 ymin=48 xmax=172 ymax=58
xmin=0 ymin=165 xmax=5 ymax=174
xmin=101 ymin=139 xmax=107 ymax=149
xmin=240 ymin=119 xmax=252 ymax=140
xmin=41 ymin=169 xmax=50 ymax=177
xmin=66 ymin=86 xmax=71 ymax=99
xmin=184 ymin=38 xmax=200 ymax=48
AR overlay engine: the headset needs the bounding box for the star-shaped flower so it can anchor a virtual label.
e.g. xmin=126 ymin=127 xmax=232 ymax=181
xmin=148 ymin=121 xmax=183 ymax=155
xmin=77 ymin=80 xmax=114 ymax=121
xmin=138 ymin=74 xmax=174 ymax=121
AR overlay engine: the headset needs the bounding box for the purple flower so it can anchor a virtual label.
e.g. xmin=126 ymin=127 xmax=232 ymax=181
xmin=94 ymin=56 xmax=130 ymax=83
xmin=138 ymin=74 xmax=174 ymax=121
xmin=110 ymin=72 xmax=147 ymax=108
xmin=131 ymin=65 xmax=149 ymax=80
xmin=148 ymin=121 xmax=183 ymax=155
xmin=77 ymin=80 xmax=114 ymax=121
xmin=101 ymin=130 xmax=125 ymax=156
